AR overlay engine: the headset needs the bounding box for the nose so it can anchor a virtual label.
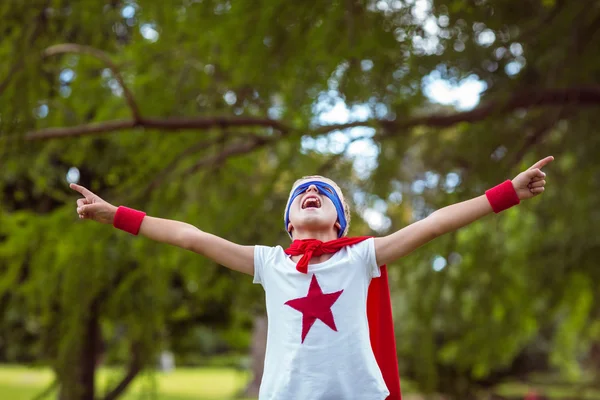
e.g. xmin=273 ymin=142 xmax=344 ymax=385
xmin=306 ymin=184 xmax=319 ymax=194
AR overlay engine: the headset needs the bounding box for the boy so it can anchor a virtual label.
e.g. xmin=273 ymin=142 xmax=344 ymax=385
xmin=71 ymin=156 xmax=553 ymax=400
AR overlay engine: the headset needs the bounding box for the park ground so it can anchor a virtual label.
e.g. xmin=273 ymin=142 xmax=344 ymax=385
xmin=1 ymin=364 xmax=600 ymax=400
xmin=0 ymin=365 xmax=250 ymax=400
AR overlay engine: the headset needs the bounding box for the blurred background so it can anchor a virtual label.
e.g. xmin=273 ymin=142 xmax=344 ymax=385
xmin=1 ymin=0 xmax=599 ymax=399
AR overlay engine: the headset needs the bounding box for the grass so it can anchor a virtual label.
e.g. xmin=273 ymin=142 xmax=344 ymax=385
xmin=495 ymin=380 xmax=600 ymax=400
xmin=2 ymin=364 xmax=599 ymax=400
xmin=0 ymin=365 xmax=253 ymax=400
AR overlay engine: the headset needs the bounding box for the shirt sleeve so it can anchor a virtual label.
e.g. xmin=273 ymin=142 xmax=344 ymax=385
xmin=352 ymin=237 xmax=381 ymax=279
xmin=253 ymin=245 xmax=272 ymax=285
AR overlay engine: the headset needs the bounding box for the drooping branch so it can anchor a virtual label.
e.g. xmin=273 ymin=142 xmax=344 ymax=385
xmin=110 ymin=134 xmax=283 ymax=204
xmin=32 ymin=379 xmax=58 ymax=400
xmin=42 ymin=43 xmax=141 ymax=122
xmin=20 ymin=87 xmax=600 ymax=141
xmin=0 ymin=60 xmax=25 ymax=96
xmin=183 ymin=134 xmax=279 ymax=175
xmin=316 ymin=134 xmax=371 ymax=175
xmin=0 ymin=1 xmax=50 ymax=97
xmin=102 ymin=343 xmax=142 ymax=400
xmin=146 ymin=135 xmax=227 ymax=189
xmin=510 ymin=107 xmax=573 ymax=168
xmin=134 ymin=132 xmax=238 ymax=200
xmin=110 ymin=132 xmax=288 ymax=204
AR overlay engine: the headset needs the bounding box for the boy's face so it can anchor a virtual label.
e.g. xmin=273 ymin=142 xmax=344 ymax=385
xmin=286 ymin=177 xmax=343 ymax=237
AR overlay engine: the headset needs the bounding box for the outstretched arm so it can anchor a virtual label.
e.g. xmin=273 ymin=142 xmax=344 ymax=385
xmin=70 ymin=184 xmax=255 ymax=275
xmin=374 ymin=156 xmax=554 ymax=266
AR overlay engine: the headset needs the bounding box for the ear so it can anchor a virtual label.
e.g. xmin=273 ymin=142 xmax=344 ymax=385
xmin=287 ymin=222 xmax=293 ymax=233
xmin=334 ymin=221 xmax=341 ymax=231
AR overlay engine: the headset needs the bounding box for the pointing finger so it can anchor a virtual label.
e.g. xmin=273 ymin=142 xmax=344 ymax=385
xmin=528 ymin=156 xmax=554 ymax=171
xmin=70 ymin=183 xmax=95 ymax=199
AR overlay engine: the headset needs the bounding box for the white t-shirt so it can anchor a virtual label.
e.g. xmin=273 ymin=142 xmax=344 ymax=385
xmin=253 ymin=238 xmax=390 ymax=400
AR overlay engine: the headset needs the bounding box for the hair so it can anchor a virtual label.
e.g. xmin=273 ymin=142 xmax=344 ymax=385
xmin=285 ymin=175 xmax=351 ymax=237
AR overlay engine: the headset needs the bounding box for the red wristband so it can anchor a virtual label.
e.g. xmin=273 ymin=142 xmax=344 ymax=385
xmin=113 ymin=206 xmax=146 ymax=235
xmin=485 ymin=180 xmax=520 ymax=213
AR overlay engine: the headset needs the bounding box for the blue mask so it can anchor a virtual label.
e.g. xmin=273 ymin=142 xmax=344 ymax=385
xmin=284 ymin=180 xmax=347 ymax=238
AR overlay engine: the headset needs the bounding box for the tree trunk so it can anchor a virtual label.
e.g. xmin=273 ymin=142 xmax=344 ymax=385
xmin=242 ymin=314 xmax=267 ymax=397
xmin=80 ymin=299 xmax=100 ymax=400
xmin=56 ymin=300 xmax=101 ymax=400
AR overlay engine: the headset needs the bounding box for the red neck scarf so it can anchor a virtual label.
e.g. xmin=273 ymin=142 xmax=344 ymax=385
xmin=285 ymin=236 xmax=402 ymax=400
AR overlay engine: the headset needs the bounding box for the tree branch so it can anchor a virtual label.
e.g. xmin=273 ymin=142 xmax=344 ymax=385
xmin=20 ymin=87 xmax=600 ymax=142
xmin=24 ymin=116 xmax=288 ymax=140
xmin=183 ymin=135 xmax=278 ymax=175
xmin=315 ymin=87 xmax=600 ymax=135
xmin=0 ymin=60 xmax=25 ymax=96
xmin=316 ymin=134 xmax=371 ymax=175
xmin=25 ymin=119 xmax=137 ymax=140
xmin=42 ymin=43 xmax=141 ymax=123
xmin=132 ymin=133 xmax=232 ymax=200
xmin=510 ymin=108 xmax=573 ymax=168
xmin=32 ymin=378 xmax=58 ymax=400
xmin=389 ymin=87 xmax=600 ymax=130
xmin=102 ymin=343 xmax=142 ymax=400
xmin=0 ymin=1 xmax=50 ymax=97
xmin=140 ymin=116 xmax=289 ymax=133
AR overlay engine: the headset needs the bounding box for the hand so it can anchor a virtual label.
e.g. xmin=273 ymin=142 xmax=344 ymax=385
xmin=512 ymin=156 xmax=554 ymax=200
xmin=70 ymin=183 xmax=118 ymax=224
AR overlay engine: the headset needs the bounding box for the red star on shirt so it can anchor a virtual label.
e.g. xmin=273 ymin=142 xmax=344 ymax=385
xmin=285 ymin=274 xmax=344 ymax=343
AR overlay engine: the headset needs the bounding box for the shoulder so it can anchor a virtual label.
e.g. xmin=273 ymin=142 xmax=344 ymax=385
xmin=254 ymin=244 xmax=285 ymax=264
xmin=345 ymin=237 xmax=375 ymax=256
xmin=345 ymin=237 xmax=380 ymax=278
xmin=253 ymin=245 xmax=287 ymax=285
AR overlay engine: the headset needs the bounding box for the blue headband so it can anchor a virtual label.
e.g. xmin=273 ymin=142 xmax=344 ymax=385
xmin=284 ymin=180 xmax=347 ymax=238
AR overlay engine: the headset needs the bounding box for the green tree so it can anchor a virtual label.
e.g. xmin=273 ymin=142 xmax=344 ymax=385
xmin=1 ymin=0 xmax=600 ymax=399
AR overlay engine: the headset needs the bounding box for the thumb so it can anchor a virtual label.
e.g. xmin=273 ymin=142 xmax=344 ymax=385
xmin=77 ymin=203 xmax=104 ymax=215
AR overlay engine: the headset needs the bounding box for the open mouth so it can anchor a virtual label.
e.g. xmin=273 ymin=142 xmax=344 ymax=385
xmin=301 ymin=196 xmax=322 ymax=209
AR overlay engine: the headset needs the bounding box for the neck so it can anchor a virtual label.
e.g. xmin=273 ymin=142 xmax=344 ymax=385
xmin=290 ymin=230 xmax=339 ymax=264
xmin=291 ymin=229 xmax=338 ymax=243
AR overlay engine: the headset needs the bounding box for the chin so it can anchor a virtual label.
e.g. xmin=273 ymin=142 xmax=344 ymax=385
xmin=295 ymin=217 xmax=335 ymax=231
xmin=289 ymin=207 xmax=337 ymax=231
